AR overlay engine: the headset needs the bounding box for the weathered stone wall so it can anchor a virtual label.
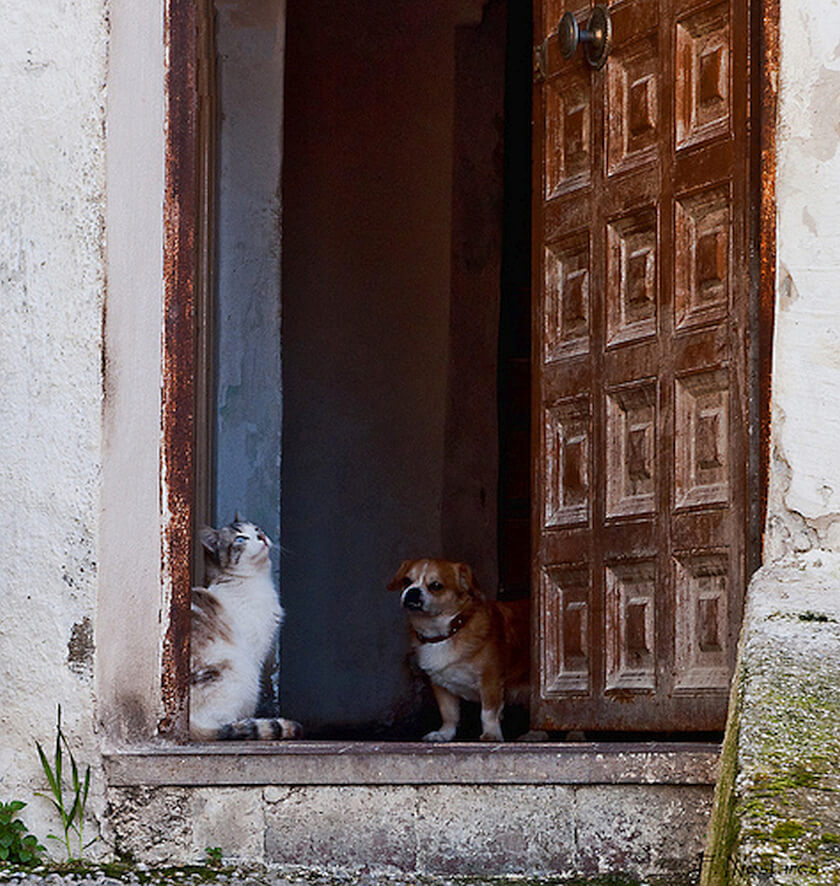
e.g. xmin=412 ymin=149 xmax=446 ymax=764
xmin=701 ymin=553 xmax=840 ymax=884
xmin=0 ymin=0 xmax=108 ymax=850
xmin=105 ymin=782 xmax=712 ymax=879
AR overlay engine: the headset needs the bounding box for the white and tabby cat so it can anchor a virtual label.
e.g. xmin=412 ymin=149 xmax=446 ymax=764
xmin=190 ymin=520 xmax=302 ymax=741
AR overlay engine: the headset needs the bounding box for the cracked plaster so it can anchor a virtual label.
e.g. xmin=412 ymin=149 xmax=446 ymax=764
xmin=769 ymin=0 xmax=840 ymax=556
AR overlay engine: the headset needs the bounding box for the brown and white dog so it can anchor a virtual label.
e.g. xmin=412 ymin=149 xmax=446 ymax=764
xmin=388 ymin=558 xmax=529 ymax=742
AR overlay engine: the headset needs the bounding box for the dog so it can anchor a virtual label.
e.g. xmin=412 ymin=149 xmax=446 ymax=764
xmin=387 ymin=558 xmax=529 ymax=742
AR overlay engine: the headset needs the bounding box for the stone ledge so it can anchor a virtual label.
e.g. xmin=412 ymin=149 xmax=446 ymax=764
xmin=701 ymin=551 xmax=840 ymax=885
xmin=103 ymin=741 xmax=719 ymax=787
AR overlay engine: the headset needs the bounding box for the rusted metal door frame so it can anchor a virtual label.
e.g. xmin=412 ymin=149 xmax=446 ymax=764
xmin=160 ymin=0 xmax=217 ymax=742
xmin=751 ymin=0 xmax=777 ymax=575
xmin=159 ymin=0 xmax=199 ymax=741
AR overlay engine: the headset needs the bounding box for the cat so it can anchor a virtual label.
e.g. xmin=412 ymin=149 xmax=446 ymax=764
xmin=190 ymin=519 xmax=303 ymax=740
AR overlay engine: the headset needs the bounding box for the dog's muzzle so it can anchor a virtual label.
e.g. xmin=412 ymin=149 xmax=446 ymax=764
xmin=401 ymin=587 xmax=424 ymax=611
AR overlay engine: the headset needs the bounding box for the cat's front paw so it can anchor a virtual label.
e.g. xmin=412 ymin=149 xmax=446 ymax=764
xmin=422 ymin=727 xmax=456 ymax=742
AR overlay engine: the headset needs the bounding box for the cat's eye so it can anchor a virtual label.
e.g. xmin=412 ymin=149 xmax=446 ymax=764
xmin=235 ymin=534 xmax=249 ymax=544
xmin=428 ymin=580 xmax=443 ymax=592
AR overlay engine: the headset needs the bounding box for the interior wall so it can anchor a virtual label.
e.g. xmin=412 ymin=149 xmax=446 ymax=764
xmin=441 ymin=2 xmax=507 ymax=594
xmin=496 ymin=0 xmax=534 ymax=601
xmin=280 ymin=0 xmax=498 ymax=734
xmin=213 ymin=0 xmax=285 ymax=547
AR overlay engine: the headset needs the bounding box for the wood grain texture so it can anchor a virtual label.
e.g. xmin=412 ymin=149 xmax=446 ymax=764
xmin=532 ymin=0 xmax=753 ymax=731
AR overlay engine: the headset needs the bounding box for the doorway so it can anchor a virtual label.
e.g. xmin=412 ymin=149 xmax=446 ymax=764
xmin=204 ymin=0 xmax=763 ymax=740
xmin=209 ymin=0 xmax=533 ymax=737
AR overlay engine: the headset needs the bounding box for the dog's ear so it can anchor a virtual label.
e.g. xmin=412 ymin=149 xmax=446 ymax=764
xmin=455 ymin=563 xmax=483 ymax=599
xmin=386 ymin=560 xmax=413 ymax=591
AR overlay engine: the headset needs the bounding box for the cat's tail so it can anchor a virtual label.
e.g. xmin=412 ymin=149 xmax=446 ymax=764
xmin=215 ymin=717 xmax=303 ymax=740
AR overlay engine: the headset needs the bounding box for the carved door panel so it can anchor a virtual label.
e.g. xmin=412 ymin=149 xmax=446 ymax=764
xmin=532 ymin=0 xmax=750 ymax=730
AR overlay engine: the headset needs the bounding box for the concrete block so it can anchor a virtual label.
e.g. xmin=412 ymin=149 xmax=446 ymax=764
xmin=702 ymin=553 xmax=840 ymax=884
xmin=106 ymin=787 xmax=193 ymax=864
xmin=576 ymin=785 xmax=711 ymax=878
xmin=414 ymin=784 xmax=577 ymax=876
xmin=189 ymin=788 xmax=265 ymax=863
xmin=264 ymin=786 xmax=419 ymax=871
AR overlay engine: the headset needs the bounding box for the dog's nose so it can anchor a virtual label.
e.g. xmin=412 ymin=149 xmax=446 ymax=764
xmin=402 ymin=587 xmax=423 ymax=610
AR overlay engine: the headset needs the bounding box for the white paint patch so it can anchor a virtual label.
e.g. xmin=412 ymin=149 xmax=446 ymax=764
xmin=769 ymin=0 xmax=840 ymax=552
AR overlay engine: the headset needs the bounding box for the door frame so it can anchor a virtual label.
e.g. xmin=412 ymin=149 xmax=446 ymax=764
xmin=156 ymin=0 xmax=777 ymax=743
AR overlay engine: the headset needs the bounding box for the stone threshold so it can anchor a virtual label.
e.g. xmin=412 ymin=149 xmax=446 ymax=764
xmin=104 ymin=740 xmax=719 ymax=787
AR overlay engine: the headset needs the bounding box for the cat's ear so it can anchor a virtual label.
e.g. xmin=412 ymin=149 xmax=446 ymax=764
xmin=199 ymin=526 xmax=220 ymax=558
xmin=234 ymin=511 xmax=242 ymax=524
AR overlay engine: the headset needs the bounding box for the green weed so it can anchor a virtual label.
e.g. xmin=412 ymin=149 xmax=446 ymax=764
xmin=35 ymin=705 xmax=97 ymax=861
xmin=0 ymin=800 xmax=46 ymax=865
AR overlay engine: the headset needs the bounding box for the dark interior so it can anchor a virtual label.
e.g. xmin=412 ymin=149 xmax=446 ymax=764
xmin=277 ymin=0 xmax=533 ymax=738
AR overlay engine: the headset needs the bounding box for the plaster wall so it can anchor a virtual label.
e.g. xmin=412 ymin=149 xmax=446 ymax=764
xmin=767 ymin=0 xmax=840 ymax=557
xmin=0 ymin=0 xmax=108 ymax=847
xmin=98 ymin=0 xmax=167 ymax=747
xmin=213 ymin=0 xmax=285 ymax=546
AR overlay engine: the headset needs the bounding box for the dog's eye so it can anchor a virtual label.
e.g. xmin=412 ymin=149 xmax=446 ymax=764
xmin=402 ymin=576 xmax=412 ymax=588
xmin=428 ymin=581 xmax=443 ymax=592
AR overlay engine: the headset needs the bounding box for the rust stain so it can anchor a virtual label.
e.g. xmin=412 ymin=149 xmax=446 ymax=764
xmin=159 ymin=0 xmax=198 ymax=741
xmin=758 ymin=0 xmax=779 ymax=562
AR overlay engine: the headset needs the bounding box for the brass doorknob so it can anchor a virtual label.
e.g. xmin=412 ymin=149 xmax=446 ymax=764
xmin=558 ymin=5 xmax=613 ymax=70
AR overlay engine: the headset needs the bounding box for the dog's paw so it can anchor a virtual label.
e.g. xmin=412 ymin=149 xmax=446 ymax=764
xmin=422 ymin=728 xmax=456 ymax=742
xmin=479 ymin=730 xmax=504 ymax=742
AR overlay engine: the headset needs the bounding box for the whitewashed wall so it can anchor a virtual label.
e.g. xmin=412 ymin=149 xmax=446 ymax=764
xmin=0 ymin=0 xmax=108 ymax=849
xmin=767 ymin=0 xmax=840 ymax=557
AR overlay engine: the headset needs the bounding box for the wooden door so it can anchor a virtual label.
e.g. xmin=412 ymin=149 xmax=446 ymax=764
xmin=531 ymin=0 xmax=751 ymax=731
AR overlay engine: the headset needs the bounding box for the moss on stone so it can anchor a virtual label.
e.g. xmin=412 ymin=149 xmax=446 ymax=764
xmin=700 ymin=557 xmax=840 ymax=883
xmin=819 ymin=832 xmax=840 ymax=845
xmin=699 ymin=644 xmax=744 ymax=886
xmin=770 ymin=820 xmax=807 ymax=843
